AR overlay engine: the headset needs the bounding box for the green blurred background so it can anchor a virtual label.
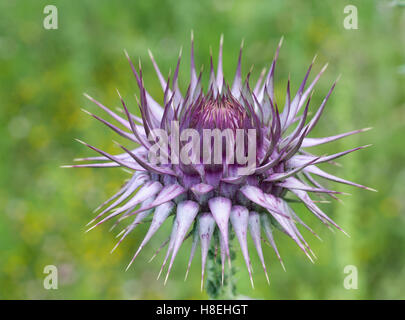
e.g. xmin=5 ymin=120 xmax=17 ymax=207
xmin=0 ymin=0 xmax=404 ymax=299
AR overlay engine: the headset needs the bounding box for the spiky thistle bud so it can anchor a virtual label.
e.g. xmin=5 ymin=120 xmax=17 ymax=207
xmin=63 ymin=34 xmax=374 ymax=290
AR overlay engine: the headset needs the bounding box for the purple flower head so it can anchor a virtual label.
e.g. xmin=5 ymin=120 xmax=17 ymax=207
xmin=63 ymin=34 xmax=374 ymax=290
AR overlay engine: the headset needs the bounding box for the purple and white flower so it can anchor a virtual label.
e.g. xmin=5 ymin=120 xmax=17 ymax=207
xmin=63 ymin=34 xmax=374 ymax=289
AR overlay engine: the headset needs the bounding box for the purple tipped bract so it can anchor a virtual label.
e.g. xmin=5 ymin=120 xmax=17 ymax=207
xmin=64 ymin=34 xmax=374 ymax=289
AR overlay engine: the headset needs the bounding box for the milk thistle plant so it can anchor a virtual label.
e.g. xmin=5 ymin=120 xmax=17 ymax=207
xmin=63 ymin=34 xmax=374 ymax=298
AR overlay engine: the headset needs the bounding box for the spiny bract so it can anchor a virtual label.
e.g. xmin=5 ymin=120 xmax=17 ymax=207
xmin=64 ymin=34 xmax=374 ymax=290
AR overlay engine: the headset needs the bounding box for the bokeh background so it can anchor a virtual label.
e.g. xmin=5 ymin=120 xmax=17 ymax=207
xmin=0 ymin=0 xmax=404 ymax=299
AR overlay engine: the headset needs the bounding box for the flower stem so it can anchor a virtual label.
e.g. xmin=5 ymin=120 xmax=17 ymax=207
xmin=206 ymin=230 xmax=236 ymax=300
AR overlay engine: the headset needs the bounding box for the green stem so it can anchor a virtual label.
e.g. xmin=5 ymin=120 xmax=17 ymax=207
xmin=206 ymin=230 xmax=236 ymax=300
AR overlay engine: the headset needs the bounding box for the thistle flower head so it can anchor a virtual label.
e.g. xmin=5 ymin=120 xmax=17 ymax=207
xmin=64 ymin=34 xmax=374 ymax=290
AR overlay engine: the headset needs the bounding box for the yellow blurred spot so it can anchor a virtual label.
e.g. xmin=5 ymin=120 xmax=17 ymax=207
xmin=28 ymin=125 xmax=50 ymax=149
xmin=380 ymin=197 xmax=400 ymax=218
